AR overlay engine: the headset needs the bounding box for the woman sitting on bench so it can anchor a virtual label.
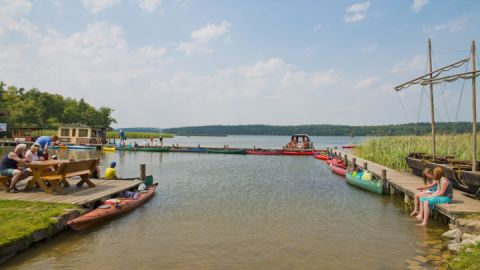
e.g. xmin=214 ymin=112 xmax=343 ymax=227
xmin=0 ymin=144 xmax=30 ymax=193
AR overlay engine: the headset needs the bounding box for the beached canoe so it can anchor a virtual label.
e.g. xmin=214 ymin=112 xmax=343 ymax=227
xmin=68 ymin=145 xmax=97 ymax=150
xmin=68 ymin=183 xmax=157 ymax=231
xmin=345 ymin=171 xmax=384 ymax=195
xmin=331 ymin=164 xmax=347 ymax=176
xmin=207 ymin=149 xmax=247 ymax=154
xmin=246 ymin=149 xmax=284 ymax=155
xmin=282 ymin=151 xmax=314 ymax=156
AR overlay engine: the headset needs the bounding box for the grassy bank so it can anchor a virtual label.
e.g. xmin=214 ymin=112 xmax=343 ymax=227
xmin=0 ymin=200 xmax=78 ymax=246
xmin=353 ymin=134 xmax=477 ymax=171
xmin=448 ymin=243 xmax=480 ymax=269
xmin=38 ymin=130 xmax=174 ymax=139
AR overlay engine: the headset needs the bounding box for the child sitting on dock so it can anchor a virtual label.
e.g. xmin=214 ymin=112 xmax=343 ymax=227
xmin=410 ymin=168 xmax=437 ymax=217
xmin=415 ymin=167 xmax=453 ymax=226
xmin=105 ymin=161 xmax=120 ymax=180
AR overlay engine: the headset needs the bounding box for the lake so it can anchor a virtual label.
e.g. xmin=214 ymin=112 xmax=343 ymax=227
xmin=1 ymin=136 xmax=448 ymax=269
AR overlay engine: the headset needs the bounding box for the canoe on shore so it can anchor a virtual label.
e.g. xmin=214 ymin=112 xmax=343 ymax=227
xmin=68 ymin=183 xmax=157 ymax=231
xmin=345 ymin=171 xmax=383 ymax=195
xmin=331 ymin=164 xmax=347 ymax=176
xmin=207 ymin=149 xmax=247 ymax=154
xmin=246 ymin=150 xmax=284 ymax=155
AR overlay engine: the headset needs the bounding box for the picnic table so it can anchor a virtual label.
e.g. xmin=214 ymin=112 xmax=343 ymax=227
xmin=24 ymin=159 xmax=99 ymax=195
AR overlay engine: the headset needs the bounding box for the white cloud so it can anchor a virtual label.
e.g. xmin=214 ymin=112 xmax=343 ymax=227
xmin=82 ymin=0 xmax=120 ymax=13
xmin=390 ymin=55 xmax=425 ymax=74
xmin=191 ymin=20 xmax=231 ymax=43
xmin=412 ymin=0 xmax=428 ymax=13
xmin=138 ymin=45 xmax=167 ymax=57
xmin=354 ymin=76 xmax=380 ymax=89
xmin=0 ymin=0 xmax=36 ymax=37
xmin=136 ymin=0 xmax=162 ymax=12
xmin=344 ymin=1 xmax=370 ymax=23
xmin=425 ymin=15 xmax=470 ymax=34
xmin=177 ymin=20 xmax=231 ymax=56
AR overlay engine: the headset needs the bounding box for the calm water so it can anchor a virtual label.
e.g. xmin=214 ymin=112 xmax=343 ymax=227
xmin=1 ymin=136 xmax=449 ymax=269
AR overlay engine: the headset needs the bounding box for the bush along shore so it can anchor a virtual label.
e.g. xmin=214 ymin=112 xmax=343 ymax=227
xmin=0 ymin=200 xmax=82 ymax=264
xmin=353 ymin=134 xmax=480 ymax=268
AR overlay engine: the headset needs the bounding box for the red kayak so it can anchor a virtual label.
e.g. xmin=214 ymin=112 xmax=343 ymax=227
xmin=282 ymin=151 xmax=314 ymax=156
xmin=331 ymin=164 xmax=347 ymax=176
xmin=342 ymin=145 xmax=355 ymax=149
xmin=68 ymin=184 xmax=157 ymax=231
xmin=314 ymin=154 xmax=330 ymax=160
xmin=246 ymin=150 xmax=284 ymax=155
xmin=326 ymin=158 xmax=345 ymax=166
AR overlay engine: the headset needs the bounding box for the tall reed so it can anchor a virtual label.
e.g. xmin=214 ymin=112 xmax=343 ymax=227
xmin=354 ymin=134 xmax=478 ymax=171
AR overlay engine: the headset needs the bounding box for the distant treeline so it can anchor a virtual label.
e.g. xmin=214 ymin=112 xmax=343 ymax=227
xmin=0 ymin=82 xmax=116 ymax=133
xmin=162 ymin=123 xmax=477 ymax=136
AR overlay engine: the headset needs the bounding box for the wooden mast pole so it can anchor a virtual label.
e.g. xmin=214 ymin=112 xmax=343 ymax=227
xmin=428 ymin=38 xmax=436 ymax=158
xmin=472 ymin=40 xmax=477 ymax=171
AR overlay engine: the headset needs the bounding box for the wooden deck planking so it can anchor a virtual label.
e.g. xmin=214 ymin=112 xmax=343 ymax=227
xmin=0 ymin=178 xmax=142 ymax=206
xmin=333 ymin=150 xmax=480 ymax=218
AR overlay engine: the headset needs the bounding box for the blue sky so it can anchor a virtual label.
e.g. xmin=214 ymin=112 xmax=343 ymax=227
xmin=1 ymin=0 xmax=479 ymax=128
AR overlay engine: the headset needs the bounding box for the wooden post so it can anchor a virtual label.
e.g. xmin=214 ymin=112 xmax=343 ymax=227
xmin=428 ymin=38 xmax=437 ymax=158
xmin=472 ymin=40 xmax=477 ymax=171
xmin=381 ymin=169 xmax=387 ymax=194
xmin=344 ymin=154 xmax=348 ymax=166
xmin=363 ymin=162 xmax=368 ymax=170
xmin=352 ymin=158 xmax=357 ymax=170
xmin=140 ymin=164 xmax=146 ymax=180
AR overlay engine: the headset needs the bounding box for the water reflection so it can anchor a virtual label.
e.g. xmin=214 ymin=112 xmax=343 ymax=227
xmin=0 ymin=136 xmax=449 ymax=269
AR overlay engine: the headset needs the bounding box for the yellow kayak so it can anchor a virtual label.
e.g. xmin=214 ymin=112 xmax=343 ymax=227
xmin=102 ymin=146 xmax=116 ymax=152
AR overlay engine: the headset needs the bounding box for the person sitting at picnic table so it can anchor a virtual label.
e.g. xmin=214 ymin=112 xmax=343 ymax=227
xmin=105 ymin=161 xmax=120 ymax=180
xmin=35 ymin=135 xmax=58 ymax=159
xmin=0 ymin=144 xmax=30 ymax=193
xmin=409 ymin=168 xmax=437 ymax=217
xmin=25 ymin=143 xmax=45 ymax=163
xmin=416 ymin=167 xmax=453 ymax=226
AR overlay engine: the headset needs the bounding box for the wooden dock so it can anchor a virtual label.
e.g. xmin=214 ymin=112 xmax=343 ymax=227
xmin=333 ymin=149 xmax=480 ymax=220
xmin=0 ymin=178 xmax=142 ymax=206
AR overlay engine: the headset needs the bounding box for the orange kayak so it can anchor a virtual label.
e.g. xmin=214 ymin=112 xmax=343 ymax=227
xmin=68 ymin=184 xmax=157 ymax=231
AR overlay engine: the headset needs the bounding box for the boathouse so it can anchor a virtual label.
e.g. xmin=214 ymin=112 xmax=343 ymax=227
xmin=11 ymin=127 xmax=44 ymax=142
xmin=58 ymin=124 xmax=107 ymax=144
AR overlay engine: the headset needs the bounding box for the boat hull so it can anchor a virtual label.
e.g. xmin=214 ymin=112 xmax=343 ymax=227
xmin=461 ymin=171 xmax=480 ymax=196
xmin=68 ymin=185 xmax=157 ymax=231
xmin=314 ymin=154 xmax=330 ymax=160
xmin=345 ymin=172 xmax=383 ymax=195
xmin=406 ymin=156 xmax=424 ymax=177
xmin=424 ymin=161 xmax=471 ymax=193
xmin=282 ymin=151 xmax=314 ymax=156
xmin=207 ymin=149 xmax=247 ymax=154
xmin=331 ymin=164 xmax=347 ymax=176
xmin=246 ymin=150 xmax=283 ymax=155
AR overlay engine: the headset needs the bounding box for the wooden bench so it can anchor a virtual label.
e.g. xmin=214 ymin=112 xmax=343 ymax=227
xmin=0 ymin=176 xmax=11 ymax=192
xmin=39 ymin=159 xmax=99 ymax=195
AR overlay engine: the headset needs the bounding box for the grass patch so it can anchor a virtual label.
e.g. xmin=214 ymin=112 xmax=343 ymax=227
xmin=448 ymin=242 xmax=480 ymax=270
xmin=0 ymin=200 xmax=78 ymax=246
xmin=353 ymin=134 xmax=478 ymax=171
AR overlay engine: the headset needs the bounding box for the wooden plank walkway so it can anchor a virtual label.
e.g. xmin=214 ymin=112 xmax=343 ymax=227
xmin=0 ymin=178 xmax=142 ymax=206
xmin=333 ymin=150 xmax=480 ymax=219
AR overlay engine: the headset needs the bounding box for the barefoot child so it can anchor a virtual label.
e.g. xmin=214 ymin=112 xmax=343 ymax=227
xmin=410 ymin=168 xmax=437 ymax=216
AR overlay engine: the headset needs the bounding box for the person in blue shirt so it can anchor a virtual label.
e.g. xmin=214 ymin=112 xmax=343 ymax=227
xmin=35 ymin=135 xmax=58 ymax=158
xmin=119 ymin=130 xmax=126 ymax=144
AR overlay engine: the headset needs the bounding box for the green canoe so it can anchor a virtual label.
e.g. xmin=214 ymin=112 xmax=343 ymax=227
xmin=117 ymin=147 xmax=170 ymax=152
xmin=345 ymin=171 xmax=384 ymax=195
xmin=207 ymin=149 xmax=247 ymax=154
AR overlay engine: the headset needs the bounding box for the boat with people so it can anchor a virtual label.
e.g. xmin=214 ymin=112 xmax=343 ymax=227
xmin=68 ymin=179 xmax=157 ymax=231
xmin=345 ymin=169 xmax=384 ymax=195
